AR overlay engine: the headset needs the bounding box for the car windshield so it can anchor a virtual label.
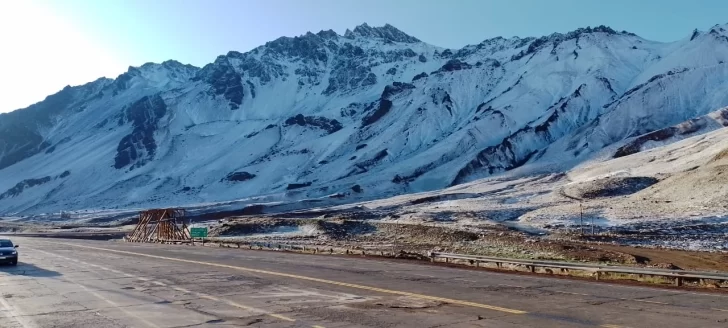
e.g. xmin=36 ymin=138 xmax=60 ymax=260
xmin=0 ymin=240 xmax=13 ymax=247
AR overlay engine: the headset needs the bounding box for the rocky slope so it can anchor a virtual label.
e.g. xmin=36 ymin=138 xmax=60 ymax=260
xmin=2 ymin=23 xmax=728 ymax=215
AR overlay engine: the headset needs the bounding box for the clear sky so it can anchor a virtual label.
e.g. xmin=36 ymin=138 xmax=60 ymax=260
xmin=1 ymin=0 xmax=726 ymax=113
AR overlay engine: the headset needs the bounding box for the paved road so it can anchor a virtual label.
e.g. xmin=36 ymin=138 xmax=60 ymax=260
xmin=0 ymin=237 xmax=726 ymax=327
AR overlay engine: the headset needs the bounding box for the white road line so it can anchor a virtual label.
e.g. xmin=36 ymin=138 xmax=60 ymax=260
xmin=550 ymin=290 xmax=590 ymax=296
xmin=632 ymin=299 xmax=668 ymax=305
xmin=33 ymin=247 xmax=299 ymax=324
xmin=0 ymin=295 xmax=36 ymax=328
xmin=30 ymin=249 xmax=160 ymax=328
xmin=549 ymin=289 xmax=671 ymax=305
xmin=72 ymin=281 xmax=160 ymax=328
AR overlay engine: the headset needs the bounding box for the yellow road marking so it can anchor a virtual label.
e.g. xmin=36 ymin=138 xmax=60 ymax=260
xmin=712 ymin=308 xmax=728 ymax=312
xmin=55 ymin=242 xmax=527 ymax=314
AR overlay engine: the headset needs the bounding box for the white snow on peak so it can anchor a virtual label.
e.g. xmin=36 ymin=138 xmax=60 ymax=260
xmin=2 ymin=23 xmax=728 ymax=216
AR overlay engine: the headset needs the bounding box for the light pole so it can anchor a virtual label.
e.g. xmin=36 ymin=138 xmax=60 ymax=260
xmin=591 ymin=215 xmax=595 ymax=235
xmin=579 ymin=201 xmax=584 ymax=236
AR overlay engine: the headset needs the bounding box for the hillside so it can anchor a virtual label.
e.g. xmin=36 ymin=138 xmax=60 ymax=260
xmin=2 ymin=23 xmax=728 ymax=216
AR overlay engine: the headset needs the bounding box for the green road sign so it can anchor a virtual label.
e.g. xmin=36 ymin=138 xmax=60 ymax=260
xmin=190 ymin=227 xmax=208 ymax=238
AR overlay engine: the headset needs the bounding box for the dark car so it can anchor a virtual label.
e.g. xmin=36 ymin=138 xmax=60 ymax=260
xmin=0 ymin=239 xmax=18 ymax=266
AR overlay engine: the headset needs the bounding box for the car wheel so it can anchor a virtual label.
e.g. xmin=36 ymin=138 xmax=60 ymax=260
xmin=10 ymin=260 xmax=17 ymax=266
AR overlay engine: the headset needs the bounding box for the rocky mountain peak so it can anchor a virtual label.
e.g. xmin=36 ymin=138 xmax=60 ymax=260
xmin=3 ymin=22 xmax=728 ymax=216
xmin=510 ymin=25 xmax=637 ymax=61
xmin=316 ymin=29 xmax=339 ymax=39
xmin=160 ymin=59 xmax=199 ymax=71
xmin=708 ymin=23 xmax=728 ymax=38
xmin=263 ymin=32 xmax=331 ymax=62
xmin=344 ymin=23 xmax=420 ymax=43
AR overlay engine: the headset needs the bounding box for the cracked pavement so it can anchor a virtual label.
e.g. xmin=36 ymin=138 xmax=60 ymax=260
xmin=0 ymin=237 xmax=727 ymax=327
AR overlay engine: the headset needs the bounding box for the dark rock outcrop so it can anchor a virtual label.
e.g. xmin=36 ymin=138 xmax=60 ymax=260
xmin=412 ymin=72 xmax=428 ymax=82
xmin=0 ymin=86 xmax=76 ymax=170
xmin=195 ymin=58 xmax=244 ymax=110
xmin=381 ymin=82 xmax=415 ymax=99
xmin=362 ymin=82 xmax=415 ymax=127
xmin=287 ymin=182 xmax=312 ymax=190
xmin=284 ymin=114 xmax=342 ymax=134
xmin=323 ymin=61 xmax=377 ymax=95
xmin=0 ymin=176 xmax=52 ymax=200
xmin=223 ymin=171 xmax=256 ymax=182
xmin=114 ymin=94 xmax=167 ymax=170
xmin=433 ymin=59 xmax=472 ymax=73
xmin=362 ymin=100 xmax=393 ymax=127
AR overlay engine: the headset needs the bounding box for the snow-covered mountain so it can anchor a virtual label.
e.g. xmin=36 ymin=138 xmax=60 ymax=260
xmin=2 ymin=23 xmax=728 ymax=215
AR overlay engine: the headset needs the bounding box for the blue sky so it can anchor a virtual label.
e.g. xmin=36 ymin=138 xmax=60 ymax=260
xmin=1 ymin=0 xmax=726 ymax=113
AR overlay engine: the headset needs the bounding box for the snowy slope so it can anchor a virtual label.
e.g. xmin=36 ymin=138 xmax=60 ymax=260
xmin=2 ymin=23 xmax=728 ymax=215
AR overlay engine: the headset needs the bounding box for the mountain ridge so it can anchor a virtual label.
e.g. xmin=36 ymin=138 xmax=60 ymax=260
xmin=1 ymin=22 xmax=728 ymax=215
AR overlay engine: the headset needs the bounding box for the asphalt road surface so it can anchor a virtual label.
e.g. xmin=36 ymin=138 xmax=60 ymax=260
xmin=0 ymin=237 xmax=727 ymax=327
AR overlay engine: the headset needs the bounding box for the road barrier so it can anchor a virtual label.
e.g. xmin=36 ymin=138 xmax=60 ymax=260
xmin=428 ymin=252 xmax=728 ymax=286
xmin=157 ymin=238 xmax=728 ymax=288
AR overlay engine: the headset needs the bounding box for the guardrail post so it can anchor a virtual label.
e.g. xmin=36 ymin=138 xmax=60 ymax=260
xmin=675 ymin=277 xmax=683 ymax=287
xmin=528 ymin=265 xmax=535 ymax=273
xmin=595 ymin=271 xmax=601 ymax=281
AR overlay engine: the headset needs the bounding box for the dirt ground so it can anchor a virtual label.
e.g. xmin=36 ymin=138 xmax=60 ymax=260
xmin=3 ymin=213 xmax=726 ymax=273
xmin=592 ymin=244 xmax=728 ymax=271
xmin=206 ymin=217 xmax=728 ymax=273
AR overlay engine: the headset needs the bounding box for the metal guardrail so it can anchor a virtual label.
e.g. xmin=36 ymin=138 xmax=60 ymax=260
xmin=429 ymin=252 xmax=728 ymax=286
xmin=159 ymin=238 xmax=728 ymax=287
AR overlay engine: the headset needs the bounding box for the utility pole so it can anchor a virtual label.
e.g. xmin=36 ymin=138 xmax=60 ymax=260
xmin=591 ymin=215 xmax=595 ymax=235
xmin=579 ymin=201 xmax=584 ymax=236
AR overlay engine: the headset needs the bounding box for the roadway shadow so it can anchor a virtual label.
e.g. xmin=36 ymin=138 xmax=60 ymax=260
xmin=0 ymin=262 xmax=62 ymax=277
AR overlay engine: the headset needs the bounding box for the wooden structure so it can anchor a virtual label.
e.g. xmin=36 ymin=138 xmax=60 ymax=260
xmin=124 ymin=208 xmax=191 ymax=243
